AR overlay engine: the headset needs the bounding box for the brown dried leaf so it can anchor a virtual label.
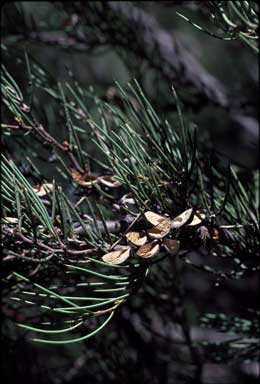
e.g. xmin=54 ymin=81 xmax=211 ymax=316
xmin=147 ymin=219 xmax=172 ymax=239
xmin=98 ymin=175 xmax=122 ymax=188
xmin=102 ymin=246 xmax=131 ymax=265
xmin=144 ymin=211 xmax=168 ymax=226
xmin=187 ymin=211 xmax=206 ymax=226
xmin=163 ymin=239 xmax=180 ymax=255
xmin=126 ymin=231 xmax=147 ymax=246
xmin=172 ymin=208 xmax=193 ymax=229
xmin=71 ymin=169 xmax=98 ymax=187
xmin=136 ymin=242 xmax=160 ymax=259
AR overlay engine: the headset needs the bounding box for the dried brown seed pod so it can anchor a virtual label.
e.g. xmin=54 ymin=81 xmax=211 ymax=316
xmin=102 ymin=246 xmax=131 ymax=265
xmin=147 ymin=220 xmax=172 ymax=239
xmin=172 ymin=208 xmax=193 ymax=228
xmin=144 ymin=211 xmax=168 ymax=226
xmin=136 ymin=242 xmax=160 ymax=258
xmin=187 ymin=211 xmax=206 ymax=226
xmin=126 ymin=231 xmax=147 ymax=246
xmin=71 ymin=169 xmax=98 ymax=187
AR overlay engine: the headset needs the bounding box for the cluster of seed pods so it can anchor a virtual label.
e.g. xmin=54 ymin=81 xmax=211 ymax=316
xmin=102 ymin=209 xmax=205 ymax=264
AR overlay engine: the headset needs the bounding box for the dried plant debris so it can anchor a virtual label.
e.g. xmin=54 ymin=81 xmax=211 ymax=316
xmin=102 ymin=246 xmax=131 ymax=265
xmin=72 ymin=169 xmax=122 ymax=189
xmin=144 ymin=208 xmax=205 ymax=238
xmin=71 ymin=169 xmax=98 ymax=187
xmin=144 ymin=211 xmax=169 ymax=226
xmin=171 ymin=208 xmax=193 ymax=228
xmin=126 ymin=231 xmax=148 ymax=246
xmin=136 ymin=241 xmax=160 ymax=258
xmin=147 ymin=220 xmax=172 ymax=239
xmin=187 ymin=211 xmax=206 ymax=226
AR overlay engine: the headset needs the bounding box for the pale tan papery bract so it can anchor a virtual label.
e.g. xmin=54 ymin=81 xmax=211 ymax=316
xmin=187 ymin=211 xmax=206 ymax=226
xmin=144 ymin=211 xmax=168 ymax=226
xmin=171 ymin=208 xmax=193 ymax=228
xmin=102 ymin=246 xmax=131 ymax=265
xmin=126 ymin=231 xmax=148 ymax=246
xmin=147 ymin=219 xmax=172 ymax=239
xmin=136 ymin=242 xmax=160 ymax=258
xmin=71 ymin=169 xmax=98 ymax=187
